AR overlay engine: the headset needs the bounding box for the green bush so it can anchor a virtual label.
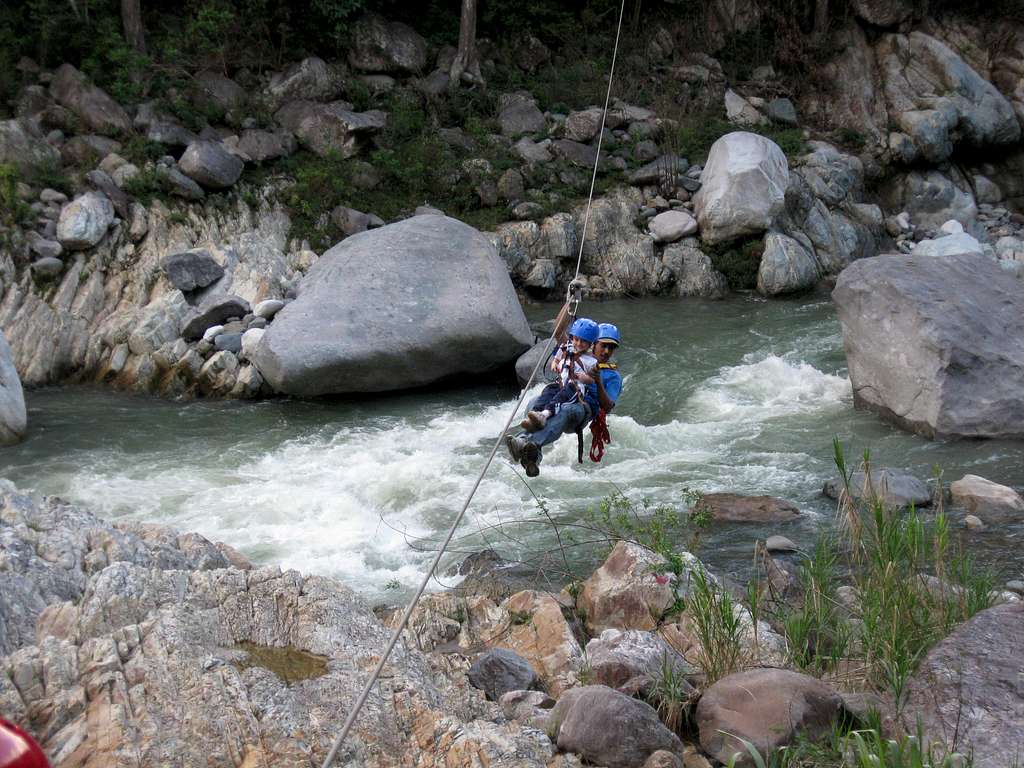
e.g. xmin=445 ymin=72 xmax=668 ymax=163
xmin=707 ymin=238 xmax=764 ymax=291
xmin=672 ymin=117 xmax=805 ymax=165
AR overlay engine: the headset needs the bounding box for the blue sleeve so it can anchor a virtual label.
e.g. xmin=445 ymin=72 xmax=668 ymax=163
xmin=602 ymin=370 xmax=622 ymax=404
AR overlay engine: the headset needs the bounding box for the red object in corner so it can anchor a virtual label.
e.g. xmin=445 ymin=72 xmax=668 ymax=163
xmin=0 ymin=719 xmax=50 ymax=768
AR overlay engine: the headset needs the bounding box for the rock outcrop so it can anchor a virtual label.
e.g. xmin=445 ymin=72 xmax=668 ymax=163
xmin=0 ymin=486 xmax=557 ymax=767
xmin=251 ymin=215 xmax=533 ymax=396
xmin=900 ymin=601 xmax=1024 ymax=768
xmin=0 ymin=332 xmax=27 ymax=446
xmin=833 ymin=252 xmax=1024 ymax=438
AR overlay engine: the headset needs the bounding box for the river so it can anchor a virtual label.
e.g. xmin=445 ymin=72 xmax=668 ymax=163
xmin=3 ymin=293 xmax=1023 ymax=597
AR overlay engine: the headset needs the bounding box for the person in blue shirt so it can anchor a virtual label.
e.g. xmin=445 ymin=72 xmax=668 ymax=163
xmin=507 ymin=307 xmax=622 ymax=477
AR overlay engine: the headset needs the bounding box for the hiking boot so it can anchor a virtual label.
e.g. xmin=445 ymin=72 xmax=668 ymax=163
xmin=522 ymin=441 xmax=540 ymax=478
xmin=520 ymin=417 xmax=535 ymax=432
xmin=527 ymin=411 xmax=548 ymax=431
xmin=506 ymin=434 xmax=526 ymax=462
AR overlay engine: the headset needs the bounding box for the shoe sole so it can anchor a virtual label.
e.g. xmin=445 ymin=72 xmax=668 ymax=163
xmin=522 ymin=442 xmax=540 ymax=477
xmin=505 ymin=435 xmax=523 ymax=462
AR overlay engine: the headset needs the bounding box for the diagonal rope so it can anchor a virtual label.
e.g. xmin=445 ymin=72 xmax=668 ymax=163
xmin=319 ymin=1 xmax=627 ymax=765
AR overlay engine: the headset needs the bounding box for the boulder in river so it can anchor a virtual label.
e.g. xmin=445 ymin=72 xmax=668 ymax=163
xmin=0 ymin=331 xmax=27 ymax=446
xmin=833 ymin=253 xmax=1024 ymax=438
xmin=251 ymin=215 xmax=533 ymax=396
xmin=823 ymin=468 xmax=931 ymax=508
xmin=950 ymin=475 xmax=1024 ymax=522
xmin=700 ymin=493 xmax=802 ymax=522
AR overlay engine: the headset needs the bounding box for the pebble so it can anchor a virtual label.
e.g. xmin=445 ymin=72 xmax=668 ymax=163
xmin=765 ymin=535 xmax=798 ymax=553
xmin=202 ymin=325 xmax=224 ymax=342
xmin=1006 ymin=580 xmax=1024 ymax=595
xmin=254 ymin=299 xmax=285 ymax=319
xmin=39 ymin=188 xmax=68 ymax=204
xmin=964 ymin=514 xmax=985 ymax=531
xmin=30 ymin=256 xmax=64 ymax=277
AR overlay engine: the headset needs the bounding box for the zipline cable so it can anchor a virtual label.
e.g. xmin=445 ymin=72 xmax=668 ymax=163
xmin=319 ymin=1 xmax=627 ymax=764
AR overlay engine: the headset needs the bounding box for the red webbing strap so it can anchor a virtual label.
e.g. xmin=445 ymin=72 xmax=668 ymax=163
xmin=589 ymin=409 xmax=611 ymax=462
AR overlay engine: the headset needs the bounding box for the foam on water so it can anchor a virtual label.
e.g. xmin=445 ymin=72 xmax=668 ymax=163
xmin=12 ymin=298 xmax=1020 ymax=595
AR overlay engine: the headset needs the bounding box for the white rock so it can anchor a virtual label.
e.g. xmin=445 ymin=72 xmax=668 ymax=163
xmin=56 ymin=191 xmax=115 ymax=250
xmin=951 ymin=474 xmax=1024 ymax=521
xmin=911 ymin=232 xmax=985 ymax=259
xmin=895 ymin=211 xmax=912 ymax=231
xmin=202 ymin=325 xmax=224 ymax=342
xmin=940 ymin=220 xmax=964 ymax=235
xmin=0 ymin=331 xmax=27 ymax=446
xmin=253 ymin=299 xmax=285 ymax=319
xmin=964 ymin=514 xmax=985 ymax=531
xmin=695 ymin=132 xmax=789 ymax=245
xmin=241 ymin=328 xmax=265 ymax=359
xmin=765 ymin=535 xmax=798 ymax=552
xmin=724 ymin=89 xmax=767 ymax=127
xmin=648 ymin=210 xmax=698 ymax=243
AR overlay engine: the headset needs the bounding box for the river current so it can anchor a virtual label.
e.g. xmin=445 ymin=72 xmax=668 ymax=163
xmin=4 ymin=294 xmax=1023 ymax=596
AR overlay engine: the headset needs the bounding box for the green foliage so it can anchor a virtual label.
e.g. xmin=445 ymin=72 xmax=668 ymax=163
xmin=122 ymin=166 xmax=165 ymax=204
xmin=671 ymin=117 xmax=805 ymax=165
xmin=0 ymin=164 xmax=32 ymax=230
xmin=646 ymin=653 xmax=694 ymax=735
xmin=837 ymin=127 xmax=867 ymax=150
xmin=706 ymin=238 xmax=765 ymax=291
xmin=783 ymin=535 xmax=850 ymax=675
xmin=686 ymin=567 xmax=745 ymax=684
xmin=80 ymin=15 xmax=152 ymax=103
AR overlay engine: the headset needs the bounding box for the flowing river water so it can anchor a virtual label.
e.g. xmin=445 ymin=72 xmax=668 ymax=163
xmin=4 ymin=294 xmax=1023 ymax=597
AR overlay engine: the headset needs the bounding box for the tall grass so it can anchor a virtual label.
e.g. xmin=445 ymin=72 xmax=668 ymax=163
xmin=780 ymin=440 xmax=998 ymax=709
xmin=687 ymin=567 xmax=745 ymax=684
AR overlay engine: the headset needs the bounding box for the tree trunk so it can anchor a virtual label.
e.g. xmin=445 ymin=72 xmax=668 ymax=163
xmin=121 ymin=0 xmax=147 ymax=55
xmin=450 ymin=0 xmax=484 ymax=87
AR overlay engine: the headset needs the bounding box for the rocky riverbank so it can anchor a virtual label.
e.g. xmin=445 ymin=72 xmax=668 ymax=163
xmin=2 ymin=480 xmax=1022 ymax=767
xmin=3 ymin=2 xmax=1024 ymax=416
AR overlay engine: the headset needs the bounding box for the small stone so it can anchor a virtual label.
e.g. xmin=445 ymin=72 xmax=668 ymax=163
xmin=513 ymin=202 xmax=543 ymax=220
xmin=39 ymin=188 xmax=68 ymax=204
xmin=241 ymin=328 xmax=265 ymax=358
xmin=1006 ymin=580 xmax=1024 ymax=594
xmin=26 ymin=231 xmax=62 ymax=259
xmin=214 ymin=333 xmax=243 ymax=354
xmin=248 ymin=316 xmax=267 ymax=330
xmin=940 ymin=220 xmax=965 ymax=235
xmin=30 ymin=256 xmax=64 ymax=277
xmin=254 ymin=299 xmax=285 ymax=319
xmin=202 ymin=325 xmax=224 ymax=342
xmin=964 ymin=515 xmax=985 ymax=531
xmin=467 ymin=648 xmax=538 ymax=702
xmin=765 ymin=535 xmax=798 ymax=552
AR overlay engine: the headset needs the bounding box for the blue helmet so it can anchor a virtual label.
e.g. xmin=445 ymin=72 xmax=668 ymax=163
xmin=568 ymin=317 xmax=599 ymax=343
xmin=597 ymin=323 xmax=620 ymax=344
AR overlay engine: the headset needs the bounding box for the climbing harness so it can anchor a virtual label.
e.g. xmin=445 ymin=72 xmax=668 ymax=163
xmin=589 ymin=409 xmax=611 ymax=462
xmin=318 ymin=0 xmax=627 ymax=764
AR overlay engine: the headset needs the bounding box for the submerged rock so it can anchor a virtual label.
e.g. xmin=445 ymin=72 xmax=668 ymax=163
xmin=252 ymin=215 xmax=533 ymax=396
xmin=833 ymin=253 xmax=1024 ymax=438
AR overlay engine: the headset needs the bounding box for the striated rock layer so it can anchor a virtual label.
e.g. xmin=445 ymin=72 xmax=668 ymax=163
xmin=0 ymin=484 xmax=558 ymax=767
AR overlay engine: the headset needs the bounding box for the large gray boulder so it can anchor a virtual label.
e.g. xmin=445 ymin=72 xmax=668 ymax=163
xmin=877 ymin=33 xmax=1020 ymax=162
xmin=950 ymin=475 xmax=1024 ymax=522
xmin=349 ymin=13 xmax=428 ymax=74
xmin=757 ymin=232 xmax=819 ymax=295
xmin=549 ymin=685 xmax=683 ymax=768
xmin=499 ymin=92 xmax=546 ymax=138
xmin=178 ymin=140 xmax=244 ymax=189
xmin=662 ymin=240 xmax=728 ymax=298
xmin=468 ymin=648 xmax=538 ymax=701
xmin=275 ymin=100 xmax=387 ymax=158
xmin=697 ymin=668 xmax=842 ymax=766
xmin=833 ymin=253 xmax=1024 ymax=438
xmin=56 ymin=191 xmax=115 ymax=250
xmin=823 ymin=468 xmax=931 ymax=508
xmin=192 ymin=70 xmax=247 ymax=115
xmin=162 ymin=249 xmax=225 ymax=292
xmin=695 ymin=132 xmax=789 ymax=245
xmin=264 ymin=56 xmax=345 ymax=110
xmin=0 ymin=118 xmax=61 ymax=174
xmin=251 ymin=215 xmax=533 ymax=396
xmin=901 ymin=601 xmax=1024 ymax=768
xmin=0 ymin=332 xmax=27 ymax=446
xmin=48 ymin=63 xmax=132 ymax=136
